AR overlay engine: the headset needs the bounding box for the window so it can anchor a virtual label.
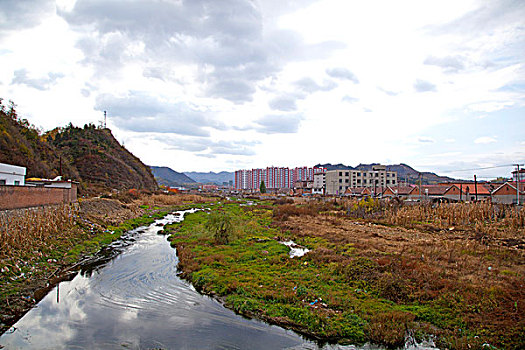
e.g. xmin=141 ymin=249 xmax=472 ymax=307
xmin=357 ymin=179 xmax=361 ymax=184
xmin=339 ymin=179 xmax=342 ymax=183
xmin=339 ymin=172 xmax=343 ymax=176
xmin=375 ymin=173 xmax=379 ymax=177
xmin=345 ymin=179 xmax=349 ymax=183
xmin=345 ymin=172 xmax=349 ymax=176
xmin=387 ymin=180 xmax=390 ymax=184
xmin=363 ymin=179 xmax=366 ymax=184
xmin=392 ymin=180 xmax=396 ymax=185
xmin=14 ymin=181 xmax=20 ymax=186
xmin=357 ymin=172 xmax=360 ymax=176
xmin=0 ymin=179 xmax=5 ymax=185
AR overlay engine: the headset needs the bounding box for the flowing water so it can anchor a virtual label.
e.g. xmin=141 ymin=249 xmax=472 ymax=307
xmin=0 ymin=209 xmax=437 ymax=350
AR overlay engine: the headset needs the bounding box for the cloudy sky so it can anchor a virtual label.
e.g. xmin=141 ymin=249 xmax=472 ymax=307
xmin=0 ymin=0 xmax=524 ymax=179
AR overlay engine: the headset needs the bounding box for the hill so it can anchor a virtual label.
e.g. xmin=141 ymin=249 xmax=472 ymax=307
xmin=0 ymin=99 xmax=157 ymax=193
xmin=184 ymin=171 xmax=234 ymax=185
xmin=150 ymin=166 xmax=196 ymax=187
xmin=0 ymin=102 xmax=79 ymax=180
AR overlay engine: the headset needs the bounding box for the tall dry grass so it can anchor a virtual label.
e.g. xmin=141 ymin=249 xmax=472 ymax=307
xmin=0 ymin=205 xmax=78 ymax=257
xmin=342 ymin=199 xmax=524 ymax=238
xmin=139 ymin=193 xmax=213 ymax=207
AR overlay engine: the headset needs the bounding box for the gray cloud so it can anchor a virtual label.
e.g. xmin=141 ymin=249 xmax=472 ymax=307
xmin=326 ymin=67 xmax=359 ymax=83
xmin=378 ymin=87 xmax=399 ymax=96
xmin=256 ymin=114 xmax=303 ymax=134
xmin=418 ymin=136 xmax=435 ymax=143
xmin=294 ymin=77 xmax=337 ymax=94
xmin=342 ymin=95 xmax=359 ymax=103
xmin=268 ymin=96 xmax=298 ymax=111
xmin=158 ymin=136 xmax=257 ymax=156
xmin=414 ymin=79 xmax=437 ymax=93
xmin=58 ymin=0 xmax=344 ymax=103
xmin=11 ymin=69 xmax=64 ymax=90
xmin=424 ymin=55 xmax=465 ymax=73
xmin=0 ymin=0 xmax=55 ymax=37
xmin=95 ymin=92 xmax=226 ymax=136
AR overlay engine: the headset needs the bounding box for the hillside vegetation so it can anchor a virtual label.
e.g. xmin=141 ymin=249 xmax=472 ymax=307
xmin=0 ymin=99 xmax=157 ymax=193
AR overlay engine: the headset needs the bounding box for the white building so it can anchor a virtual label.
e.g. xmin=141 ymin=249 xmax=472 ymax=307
xmin=313 ymin=172 xmax=325 ymax=195
xmin=0 ymin=162 xmax=26 ymax=186
xmin=325 ymin=165 xmax=397 ymax=195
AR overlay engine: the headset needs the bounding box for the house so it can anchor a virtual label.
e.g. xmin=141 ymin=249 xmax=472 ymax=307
xmin=382 ymin=185 xmax=416 ymax=199
xmin=407 ymin=185 xmax=449 ymax=202
xmin=443 ymin=183 xmax=491 ymax=202
xmin=491 ymin=182 xmax=525 ymax=204
xmin=344 ymin=187 xmax=372 ymax=198
xmin=0 ymin=162 xmax=26 ymax=186
xmin=25 ymin=177 xmax=76 ymax=189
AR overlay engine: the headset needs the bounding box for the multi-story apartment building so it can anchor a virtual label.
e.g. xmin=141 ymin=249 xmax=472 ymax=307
xmin=234 ymin=166 xmax=326 ymax=190
xmin=313 ymin=172 xmax=325 ymax=194
xmin=325 ymin=165 xmax=397 ymax=195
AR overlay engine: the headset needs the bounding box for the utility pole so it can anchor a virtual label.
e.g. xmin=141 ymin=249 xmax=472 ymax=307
xmin=516 ymin=164 xmax=523 ymax=206
xmin=474 ymin=175 xmax=478 ymax=202
xmin=418 ymin=172 xmax=422 ymax=202
xmin=104 ymin=110 xmax=107 ymax=129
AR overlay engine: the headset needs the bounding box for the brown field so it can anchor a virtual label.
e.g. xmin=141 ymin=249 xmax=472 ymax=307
xmin=272 ymin=199 xmax=525 ymax=348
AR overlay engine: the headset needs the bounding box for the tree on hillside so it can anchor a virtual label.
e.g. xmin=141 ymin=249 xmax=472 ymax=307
xmin=260 ymin=180 xmax=267 ymax=194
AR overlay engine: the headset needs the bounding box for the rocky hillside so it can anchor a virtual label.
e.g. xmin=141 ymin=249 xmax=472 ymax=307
xmin=0 ymin=99 xmax=157 ymax=193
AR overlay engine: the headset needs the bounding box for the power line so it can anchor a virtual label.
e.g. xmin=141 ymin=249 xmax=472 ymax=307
xmin=431 ymin=163 xmax=519 ymax=174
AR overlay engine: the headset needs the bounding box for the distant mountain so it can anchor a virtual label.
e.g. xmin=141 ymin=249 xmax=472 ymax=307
xmin=150 ymin=166 xmax=196 ymax=187
xmin=317 ymin=163 xmax=455 ymax=185
xmin=184 ymin=171 xmax=234 ymax=185
xmin=1 ymin=101 xmax=157 ymax=194
xmin=316 ymin=163 xmax=354 ymax=170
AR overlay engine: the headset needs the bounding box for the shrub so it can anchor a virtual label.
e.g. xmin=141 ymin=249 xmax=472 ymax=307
xmin=205 ymin=210 xmax=233 ymax=244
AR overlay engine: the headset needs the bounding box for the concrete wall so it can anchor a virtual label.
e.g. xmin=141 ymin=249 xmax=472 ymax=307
xmin=0 ymin=184 xmax=77 ymax=210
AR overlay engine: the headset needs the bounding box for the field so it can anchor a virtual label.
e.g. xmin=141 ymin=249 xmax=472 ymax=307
xmin=168 ymin=199 xmax=525 ymax=349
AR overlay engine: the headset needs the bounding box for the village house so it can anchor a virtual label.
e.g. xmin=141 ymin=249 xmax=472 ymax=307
xmin=344 ymin=187 xmax=372 ymax=198
xmin=382 ymin=185 xmax=416 ymax=200
xmin=407 ymin=185 xmax=449 ymax=202
xmin=0 ymin=162 xmax=26 ymax=186
xmin=491 ymin=182 xmax=525 ymax=204
xmin=442 ymin=183 xmax=491 ymax=202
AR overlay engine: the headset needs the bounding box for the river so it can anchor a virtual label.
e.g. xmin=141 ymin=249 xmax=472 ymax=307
xmin=0 ymin=209 xmax=436 ymax=350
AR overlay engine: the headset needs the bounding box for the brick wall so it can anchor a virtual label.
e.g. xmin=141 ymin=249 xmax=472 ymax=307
xmin=0 ymin=184 xmax=78 ymax=210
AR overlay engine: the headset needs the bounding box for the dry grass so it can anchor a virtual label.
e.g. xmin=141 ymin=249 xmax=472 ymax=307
xmin=0 ymin=205 xmax=78 ymax=257
xmin=341 ymin=199 xmax=525 ymax=239
xmin=139 ymin=193 xmax=214 ymax=206
xmin=275 ymin=209 xmax=525 ymax=348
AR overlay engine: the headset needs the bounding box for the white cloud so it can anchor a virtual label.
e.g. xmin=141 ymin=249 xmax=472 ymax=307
xmin=0 ymin=0 xmax=524 ymax=173
xmin=474 ymin=136 xmax=497 ymax=144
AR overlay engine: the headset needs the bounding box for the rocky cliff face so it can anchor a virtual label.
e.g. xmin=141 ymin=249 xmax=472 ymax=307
xmin=0 ymin=102 xmax=157 ymax=193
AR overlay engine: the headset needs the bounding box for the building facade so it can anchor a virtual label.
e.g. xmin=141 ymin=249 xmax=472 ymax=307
xmin=0 ymin=162 xmax=26 ymax=186
xmin=234 ymin=166 xmax=326 ymax=190
xmin=325 ymin=165 xmax=397 ymax=195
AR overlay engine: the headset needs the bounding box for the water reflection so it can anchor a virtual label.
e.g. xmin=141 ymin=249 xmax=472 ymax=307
xmin=0 ymin=209 xmax=435 ymax=350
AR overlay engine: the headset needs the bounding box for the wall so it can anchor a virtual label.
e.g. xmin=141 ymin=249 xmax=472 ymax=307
xmin=0 ymin=184 xmax=77 ymax=210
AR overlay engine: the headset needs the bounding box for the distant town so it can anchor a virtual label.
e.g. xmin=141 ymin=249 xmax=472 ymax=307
xmin=231 ymin=164 xmax=524 ymax=205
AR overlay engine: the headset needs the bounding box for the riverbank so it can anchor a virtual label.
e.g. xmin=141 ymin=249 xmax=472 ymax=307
xmin=167 ymin=199 xmax=524 ymax=349
xmin=0 ymin=193 xmax=213 ymax=334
